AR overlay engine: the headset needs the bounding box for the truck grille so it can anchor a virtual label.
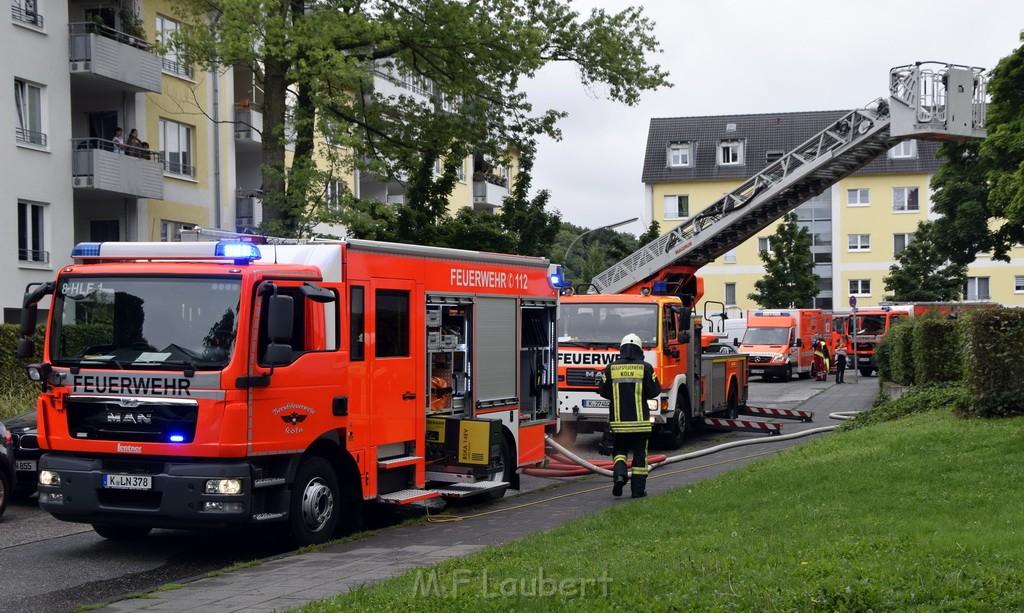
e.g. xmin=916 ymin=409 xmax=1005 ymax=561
xmin=13 ymin=433 xmax=39 ymax=451
xmin=748 ymin=355 xmax=773 ymax=364
xmin=564 ymin=368 xmax=603 ymax=388
xmin=66 ymin=397 xmax=199 ymax=443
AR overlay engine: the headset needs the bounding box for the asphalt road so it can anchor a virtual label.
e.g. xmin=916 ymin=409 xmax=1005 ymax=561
xmin=0 ymin=377 xmax=830 ymax=613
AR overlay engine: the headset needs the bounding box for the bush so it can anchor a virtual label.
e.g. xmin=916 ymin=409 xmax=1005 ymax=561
xmin=840 ymin=382 xmax=965 ymax=431
xmin=913 ymin=317 xmax=962 ymax=384
xmin=881 ymin=320 xmax=915 ymax=385
xmin=958 ymin=308 xmax=1024 ymax=418
xmin=0 ymin=323 xmax=45 ymax=419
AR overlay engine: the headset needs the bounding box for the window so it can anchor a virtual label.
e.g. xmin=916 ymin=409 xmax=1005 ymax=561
xmin=1015 ymin=275 xmax=1024 ymax=293
xmin=765 ymin=150 xmax=785 ymax=164
xmin=667 ymin=142 xmax=691 ymax=167
xmin=12 ymin=0 xmax=43 ymax=27
xmin=664 ymin=195 xmax=688 ymax=219
xmin=813 ymin=251 xmax=833 ymax=264
xmin=718 ymin=140 xmax=743 ymax=165
xmin=724 ymin=283 xmax=736 ymax=306
xmin=159 ymin=220 xmax=190 ymax=242
xmin=326 ymin=179 xmax=343 ymax=211
xmin=724 ymin=248 xmax=736 ymax=264
xmin=15 ymin=79 xmax=45 ymax=146
xmin=893 ymin=187 xmax=919 ymax=212
xmin=849 ymin=279 xmax=871 ymax=296
xmin=375 ymin=289 xmax=409 ymax=357
xmin=18 ymin=201 xmax=47 ymax=264
xmin=847 ymin=188 xmax=869 ymax=206
xmin=156 ymin=15 xmax=193 ymax=78
xmin=757 ymin=237 xmax=771 ymax=253
xmin=350 ymin=286 xmax=365 ymax=361
xmin=848 ymin=234 xmax=871 ymax=252
xmin=894 ymin=233 xmax=915 ymax=256
xmin=888 ymin=140 xmax=917 ymax=159
xmin=160 ymin=119 xmax=195 ymax=177
xmin=964 ymin=277 xmax=990 ymax=300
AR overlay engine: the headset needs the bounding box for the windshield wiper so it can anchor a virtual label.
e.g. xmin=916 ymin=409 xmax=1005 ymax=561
xmin=133 ymin=358 xmax=200 ymax=375
xmin=73 ymin=356 xmax=125 ymax=369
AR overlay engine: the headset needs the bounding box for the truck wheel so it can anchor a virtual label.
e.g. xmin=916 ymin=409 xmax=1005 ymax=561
xmin=661 ymin=396 xmax=690 ymax=450
xmin=553 ymin=421 xmax=577 ymax=446
xmin=287 ymin=456 xmax=340 ymax=546
xmin=726 ymin=386 xmax=740 ymax=420
xmin=92 ymin=524 xmax=152 ymax=540
xmin=483 ymin=436 xmax=512 ymax=501
xmin=784 ymin=364 xmax=793 ymax=381
xmin=859 ymin=368 xmax=873 ymax=377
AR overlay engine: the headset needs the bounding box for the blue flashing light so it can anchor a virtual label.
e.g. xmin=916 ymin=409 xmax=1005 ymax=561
xmin=652 ymin=281 xmax=668 ymax=295
xmin=71 ymin=242 xmax=103 ymax=258
xmin=548 ymin=266 xmax=565 ymax=288
xmin=168 ymin=434 xmax=186 ymax=443
xmin=215 ymin=241 xmax=262 ymax=262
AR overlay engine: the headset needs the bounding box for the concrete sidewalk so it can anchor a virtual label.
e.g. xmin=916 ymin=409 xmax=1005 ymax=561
xmin=99 ymin=376 xmax=877 ymax=612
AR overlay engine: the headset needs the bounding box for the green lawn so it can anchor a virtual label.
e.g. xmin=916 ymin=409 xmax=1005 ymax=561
xmin=304 ymin=406 xmax=1024 ymax=612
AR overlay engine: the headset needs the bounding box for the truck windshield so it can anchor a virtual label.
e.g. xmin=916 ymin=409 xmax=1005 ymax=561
xmin=51 ymin=276 xmax=242 ymax=370
xmin=742 ymin=327 xmax=791 ymax=345
xmin=557 ymin=303 xmax=658 ymax=348
xmin=855 ymin=314 xmax=886 ymax=335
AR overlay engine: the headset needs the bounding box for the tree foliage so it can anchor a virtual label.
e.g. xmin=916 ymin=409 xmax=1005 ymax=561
xmin=747 ymin=213 xmax=819 ymax=308
xmin=931 ymin=34 xmax=1024 ymax=264
xmin=169 ymin=0 xmax=670 ymax=241
xmin=551 ymin=223 xmax=642 ymax=286
xmin=883 ymin=221 xmax=968 ymax=301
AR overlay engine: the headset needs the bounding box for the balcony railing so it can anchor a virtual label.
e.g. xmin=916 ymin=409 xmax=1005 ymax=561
xmin=16 ymin=127 xmax=47 ymax=147
xmin=11 ymin=4 xmax=43 ymax=27
xmin=72 ymin=137 xmax=164 ymax=199
xmin=161 ymin=57 xmax=194 ymax=79
xmin=18 ymin=249 xmax=50 ymax=264
xmin=472 ymin=173 xmax=509 ymax=210
xmin=234 ymin=104 xmax=263 ymax=146
xmin=236 ymin=189 xmax=263 ymax=228
xmin=68 ymin=22 xmax=162 ymax=93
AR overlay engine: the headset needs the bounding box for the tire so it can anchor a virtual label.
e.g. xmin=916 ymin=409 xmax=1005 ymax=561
xmin=784 ymin=364 xmax=793 ymax=381
xmin=287 ymin=456 xmax=340 ymax=546
xmin=92 ymin=524 xmax=152 ymax=540
xmin=860 ymin=368 xmax=873 ymax=377
xmin=483 ymin=436 xmax=513 ymax=501
xmin=661 ymin=395 xmax=690 ymax=450
xmin=0 ymin=469 xmax=9 ymax=518
xmin=726 ymin=385 xmax=740 ymax=420
xmin=553 ymin=421 xmax=577 ymax=446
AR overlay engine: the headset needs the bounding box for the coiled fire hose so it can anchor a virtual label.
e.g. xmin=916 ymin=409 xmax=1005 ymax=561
xmin=526 ymin=410 xmax=861 ymax=479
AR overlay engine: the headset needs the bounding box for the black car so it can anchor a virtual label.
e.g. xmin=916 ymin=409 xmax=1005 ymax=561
xmin=0 ymin=420 xmax=14 ymax=518
xmin=705 ymin=342 xmax=738 ymax=354
xmin=6 ymin=411 xmax=40 ymax=499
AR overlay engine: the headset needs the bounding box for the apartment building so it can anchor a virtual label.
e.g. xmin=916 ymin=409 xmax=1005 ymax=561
xmin=3 ymin=0 xmax=510 ymax=320
xmin=641 ymin=111 xmax=1024 ymax=314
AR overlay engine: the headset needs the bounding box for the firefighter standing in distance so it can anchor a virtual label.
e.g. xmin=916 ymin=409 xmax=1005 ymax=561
xmin=598 ymin=333 xmax=662 ymax=498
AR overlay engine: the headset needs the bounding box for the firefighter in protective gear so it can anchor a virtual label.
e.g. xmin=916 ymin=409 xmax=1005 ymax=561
xmin=598 ymin=333 xmax=662 ymax=498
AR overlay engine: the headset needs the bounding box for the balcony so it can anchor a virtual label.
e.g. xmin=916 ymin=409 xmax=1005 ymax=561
xmin=472 ymin=173 xmax=509 ymax=211
xmin=234 ymin=103 xmax=263 ymax=152
xmin=72 ymin=138 xmax=164 ymax=199
xmin=68 ymin=22 xmax=162 ymax=93
xmin=235 ymin=189 xmax=263 ymax=229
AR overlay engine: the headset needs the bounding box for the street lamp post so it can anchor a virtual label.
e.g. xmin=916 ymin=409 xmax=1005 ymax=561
xmin=563 ymin=217 xmax=640 ymax=269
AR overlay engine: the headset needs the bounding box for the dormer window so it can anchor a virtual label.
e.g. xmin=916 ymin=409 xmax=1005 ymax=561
xmin=667 ymin=142 xmax=691 ymax=167
xmin=718 ymin=140 xmax=744 ymax=165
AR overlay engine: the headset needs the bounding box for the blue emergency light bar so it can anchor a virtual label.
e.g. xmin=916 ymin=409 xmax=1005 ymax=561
xmin=548 ymin=265 xmax=570 ymax=289
xmin=71 ymin=241 xmax=262 ymax=263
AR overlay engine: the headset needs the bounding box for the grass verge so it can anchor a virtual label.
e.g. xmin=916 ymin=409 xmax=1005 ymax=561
xmin=303 ymin=406 xmax=1024 ymax=612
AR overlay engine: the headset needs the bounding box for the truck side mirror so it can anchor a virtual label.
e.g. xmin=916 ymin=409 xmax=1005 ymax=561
xmin=267 ymin=294 xmax=294 ymax=343
xmin=678 ymin=306 xmax=691 ymax=331
xmin=677 ymin=331 xmax=691 ymax=345
xmin=20 ymin=305 xmax=38 ymax=337
xmin=17 ymin=338 xmax=35 ymax=359
xmin=733 ymin=337 xmax=740 ymax=347
xmin=265 ymin=343 xmax=292 ymax=366
xmin=794 ymin=338 xmax=803 ymax=348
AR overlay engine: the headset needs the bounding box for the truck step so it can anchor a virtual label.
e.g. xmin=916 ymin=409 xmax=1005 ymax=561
xmin=704 ymin=418 xmax=784 ymax=435
xmin=253 ymin=477 xmax=286 ymax=489
xmin=432 ymin=481 xmax=509 ymax=499
xmin=377 ymin=455 xmax=422 ymax=469
xmin=741 ymin=406 xmax=814 ymax=422
xmin=376 ymin=489 xmax=441 ymax=505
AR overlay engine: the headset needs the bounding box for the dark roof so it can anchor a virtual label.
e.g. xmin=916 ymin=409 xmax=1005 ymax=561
xmin=641 ymin=110 xmax=942 ymax=184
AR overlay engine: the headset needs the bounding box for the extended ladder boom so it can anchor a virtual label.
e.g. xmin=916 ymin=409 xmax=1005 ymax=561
xmin=590 ymin=62 xmax=987 ymax=295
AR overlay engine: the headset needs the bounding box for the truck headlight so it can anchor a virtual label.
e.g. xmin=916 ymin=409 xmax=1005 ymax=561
xmin=771 ymin=354 xmax=788 ymax=363
xmin=205 ymin=479 xmax=243 ymax=495
xmin=39 ymin=470 xmax=61 ymax=486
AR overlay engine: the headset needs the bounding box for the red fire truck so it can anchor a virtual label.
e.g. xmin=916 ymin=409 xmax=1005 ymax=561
xmin=18 ymin=238 xmax=560 ymax=544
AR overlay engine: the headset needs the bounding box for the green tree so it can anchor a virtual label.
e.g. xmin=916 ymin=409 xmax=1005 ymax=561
xmin=553 ymin=223 xmax=641 ymax=286
xmin=883 ymin=221 xmax=968 ymax=301
xmin=931 ymin=34 xmax=1024 ymax=264
xmin=747 ymin=213 xmax=819 ymax=308
xmin=170 ymin=0 xmax=670 ymax=238
xmin=637 ymin=220 xmax=661 ymax=247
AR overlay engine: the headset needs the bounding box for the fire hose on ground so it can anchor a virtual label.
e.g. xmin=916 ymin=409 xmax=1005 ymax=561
xmin=524 ymin=410 xmax=862 ymax=479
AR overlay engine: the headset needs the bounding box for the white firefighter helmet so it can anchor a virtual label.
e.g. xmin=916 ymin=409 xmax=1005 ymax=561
xmin=620 ymin=333 xmax=642 ymax=350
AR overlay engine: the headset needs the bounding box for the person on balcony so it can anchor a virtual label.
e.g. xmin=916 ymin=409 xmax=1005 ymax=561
xmin=111 ymin=127 xmax=124 ymax=154
xmin=126 ymin=128 xmax=143 ymax=156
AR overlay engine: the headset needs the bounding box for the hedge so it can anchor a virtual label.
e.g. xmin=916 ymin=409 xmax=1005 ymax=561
xmin=882 ymin=320 xmax=915 ymax=386
xmin=957 ymin=308 xmax=1024 ymax=418
xmin=912 ymin=317 xmax=962 ymax=385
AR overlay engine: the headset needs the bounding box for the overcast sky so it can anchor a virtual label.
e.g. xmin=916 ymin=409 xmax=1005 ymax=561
xmin=525 ymin=0 xmax=1024 ymax=236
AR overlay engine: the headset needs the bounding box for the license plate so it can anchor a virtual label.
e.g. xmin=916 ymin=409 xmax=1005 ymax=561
xmin=103 ymin=474 xmax=152 ymax=490
xmin=582 ymin=399 xmax=610 ymax=409
xmin=15 ymin=460 xmax=36 ymax=471
xmin=750 ymin=369 xmax=765 ymax=375
xmin=859 ymin=358 xmax=870 ymax=364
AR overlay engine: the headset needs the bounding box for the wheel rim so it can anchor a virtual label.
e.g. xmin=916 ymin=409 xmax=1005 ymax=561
xmin=300 ymin=477 xmax=335 ymax=533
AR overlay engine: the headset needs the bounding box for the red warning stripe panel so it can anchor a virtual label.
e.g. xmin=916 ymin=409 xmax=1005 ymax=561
xmin=704 ymin=418 xmax=784 ymax=435
xmin=742 ymin=405 xmax=814 ymax=422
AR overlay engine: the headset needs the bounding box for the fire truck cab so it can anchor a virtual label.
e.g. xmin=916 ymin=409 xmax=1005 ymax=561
xmin=19 ymin=238 xmax=560 ymax=544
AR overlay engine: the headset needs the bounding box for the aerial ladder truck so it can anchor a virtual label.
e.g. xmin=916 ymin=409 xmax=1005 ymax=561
xmin=556 ymin=61 xmax=988 ymax=446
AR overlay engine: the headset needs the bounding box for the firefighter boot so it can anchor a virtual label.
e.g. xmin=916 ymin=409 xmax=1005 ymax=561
xmin=630 ymin=474 xmax=648 ymax=499
xmin=612 ymin=458 xmax=629 ymax=497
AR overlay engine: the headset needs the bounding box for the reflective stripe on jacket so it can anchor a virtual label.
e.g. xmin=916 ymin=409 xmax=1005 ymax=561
xmin=598 ymin=355 xmax=661 ymax=433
